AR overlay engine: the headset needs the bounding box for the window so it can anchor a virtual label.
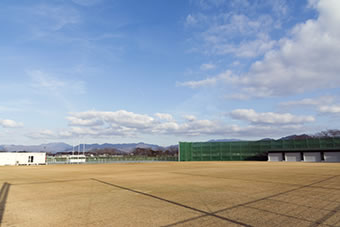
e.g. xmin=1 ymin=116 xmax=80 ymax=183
xmin=28 ymin=156 xmax=34 ymax=163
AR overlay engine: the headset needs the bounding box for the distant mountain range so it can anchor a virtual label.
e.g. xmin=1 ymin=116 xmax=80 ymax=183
xmin=0 ymin=133 xmax=326 ymax=153
xmin=0 ymin=142 xmax=174 ymax=153
xmin=79 ymin=142 xmax=166 ymax=153
xmin=278 ymin=134 xmax=312 ymax=140
xmin=1 ymin=143 xmax=72 ymax=153
xmin=207 ymin=139 xmax=242 ymax=142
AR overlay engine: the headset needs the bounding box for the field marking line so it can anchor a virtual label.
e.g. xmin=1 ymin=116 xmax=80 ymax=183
xmin=309 ymin=203 xmax=340 ymax=227
xmin=164 ymin=175 xmax=340 ymax=226
xmin=0 ymin=182 xmax=11 ymax=225
xmin=213 ymin=175 xmax=340 ymax=214
xmin=90 ymin=178 xmax=252 ymax=227
xmin=266 ymin=198 xmax=338 ymax=213
xmin=242 ymin=204 xmax=334 ymax=227
xmin=171 ymin=172 xmax=340 ymax=191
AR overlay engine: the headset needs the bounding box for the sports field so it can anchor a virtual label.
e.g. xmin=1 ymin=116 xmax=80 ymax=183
xmin=0 ymin=162 xmax=339 ymax=227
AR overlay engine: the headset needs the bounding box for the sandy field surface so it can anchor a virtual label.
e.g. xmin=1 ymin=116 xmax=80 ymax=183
xmin=0 ymin=161 xmax=339 ymax=227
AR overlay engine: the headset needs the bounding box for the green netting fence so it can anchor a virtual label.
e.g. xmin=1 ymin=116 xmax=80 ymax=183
xmin=179 ymin=138 xmax=340 ymax=161
xmin=47 ymin=155 xmax=178 ymax=164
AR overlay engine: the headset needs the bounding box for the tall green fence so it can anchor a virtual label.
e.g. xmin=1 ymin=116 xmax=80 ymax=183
xmin=179 ymin=138 xmax=340 ymax=161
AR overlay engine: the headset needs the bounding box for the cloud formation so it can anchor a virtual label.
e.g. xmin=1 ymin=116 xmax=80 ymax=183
xmin=183 ymin=0 xmax=340 ymax=98
xmin=318 ymin=105 xmax=340 ymax=114
xmin=29 ymin=70 xmax=86 ymax=95
xmin=187 ymin=0 xmax=285 ymax=58
xmin=200 ymin=63 xmax=216 ymax=71
xmin=154 ymin=113 xmax=174 ymax=121
xmin=230 ymin=109 xmax=315 ymax=125
xmin=68 ymin=110 xmax=154 ymax=129
xmin=234 ymin=0 xmax=340 ymax=97
xmin=72 ymin=0 xmax=102 ymax=6
xmin=280 ymin=96 xmax=335 ymax=108
xmin=26 ymin=109 xmax=315 ymax=141
xmin=177 ymin=70 xmax=232 ymax=88
xmin=0 ymin=119 xmax=23 ymax=128
xmin=32 ymin=4 xmax=80 ymax=32
xmin=280 ymin=96 xmax=340 ymax=115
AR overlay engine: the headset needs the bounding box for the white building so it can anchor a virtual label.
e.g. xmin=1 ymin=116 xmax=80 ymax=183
xmin=268 ymin=152 xmax=283 ymax=162
xmin=285 ymin=152 xmax=302 ymax=162
xmin=67 ymin=154 xmax=86 ymax=163
xmin=303 ymin=152 xmax=322 ymax=162
xmin=268 ymin=150 xmax=340 ymax=162
xmin=324 ymin=152 xmax=340 ymax=162
xmin=0 ymin=152 xmax=46 ymax=166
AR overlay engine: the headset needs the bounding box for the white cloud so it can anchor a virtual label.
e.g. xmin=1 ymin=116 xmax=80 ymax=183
xmin=154 ymin=113 xmax=173 ymax=121
xmin=177 ymin=70 xmax=232 ymax=88
xmin=207 ymin=34 xmax=276 ymax=58
xmin=0 ymin=119 xmax=24 ymax=128
xmin=29 ymin=70 xmax=86 ymax=94
xmin=196 ymin=12 xmax=276 ymax=58
xmin=270 ymin=0 xmax=288 ymax=18
xmin=27 ymin=70 xmax=86 ymax=111
xmin=27 ymin=129 xmax=56 ymax=139
xmin=68 ymin=126 xmax=129 ymax=137
xmin=279 ymin=96 xmax=340 ymax=116
xmin=224 ymin=93 xmax=250 ymax=101
xmin=72 ymin=0 xmax=102 ymax=6
xmin=33 ymin=5 xmax=80 ymax=31
xmin=186 ymin=14 xmax=197 ymax=25
xmin=25 ymin=109 xmax=317 ymax=140
xmin=230 ymin=109 xmax=315 ymax=125
xmin=186 ymin=0 xmax=293 ymax=59
xmin=178 ymin=77 xmax=217 ymax=88
xmin=183 ymin=115 xmax=196 ymax=122
xmin=0 ymin=106 xmax=22 ymax=113
xmin=233 ymin=0 xmax=340 ymax=97
xmin=318 ymin=105 xmax=340 ymax=114
xmin=280 ymin=96 xmax=335 ymax=107
xmin=152 ymin=122 xmax=180 ymax=133
xmin=200 ymin=63 xmax=216 ymax=71
xmin=225 ymin=124 xmax=308 ymax=138
xmin=184 ymin=0 xmax=340 ymax=98
xmin=54 ymin=110 xmax=226 ymax=137
xmin=30 ymin=70 xmax=65 ymax=90
xmin=230 ymin=35 xmax=276 ymax=58
xmin=69 ymin=110 xmax=155 ymax=129
xmin=196 ymin=0 xmax=228 ymax=10
xmin=67 ymin=116 xmax=104 ymax=127
xmin=220 ymin=14 xmax=271 ymax=37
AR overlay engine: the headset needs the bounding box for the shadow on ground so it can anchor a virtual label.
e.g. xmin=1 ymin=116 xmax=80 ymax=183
xmin=0 ymin=182 xmax=11 ymax=224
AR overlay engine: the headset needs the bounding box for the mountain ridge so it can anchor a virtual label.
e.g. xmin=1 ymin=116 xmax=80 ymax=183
xmin=1 ymin=133 xmax=333 ymax=153
xmin=0 ymin=142 xmax=173 ymax=153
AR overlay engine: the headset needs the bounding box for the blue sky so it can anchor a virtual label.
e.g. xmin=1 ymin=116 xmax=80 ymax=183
xmin=1 ymin=0 xmax=340 ymax=146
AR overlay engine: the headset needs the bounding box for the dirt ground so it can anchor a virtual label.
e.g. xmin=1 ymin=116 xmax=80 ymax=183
xmin=0 ymin=161 xmax=339 ymax=227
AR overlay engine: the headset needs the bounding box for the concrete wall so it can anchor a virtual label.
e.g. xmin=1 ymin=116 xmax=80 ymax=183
xmin=285 ymin=152 xmax=301 ymax=162
xmin=0 ymin=153 xmax=46 ymax=166
xmin=303 ymin=152 xmax=321 ymax=162
xmin=268 ymin=153 xmax=283 ymax=162
xmin=324 ymin=152 xmax=340 ymax=162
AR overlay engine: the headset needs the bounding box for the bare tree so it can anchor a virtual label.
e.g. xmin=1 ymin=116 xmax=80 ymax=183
xmin=314 ymin=129 xmax=340 ymax=138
